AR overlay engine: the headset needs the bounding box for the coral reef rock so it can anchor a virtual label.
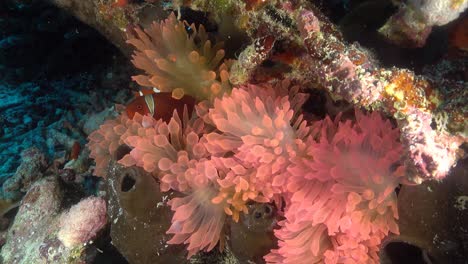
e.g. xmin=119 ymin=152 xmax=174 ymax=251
xmin=0 ymin=176 xmax=107 ymax=264
xmin=2 ymin=147 xmax=48 ymax=201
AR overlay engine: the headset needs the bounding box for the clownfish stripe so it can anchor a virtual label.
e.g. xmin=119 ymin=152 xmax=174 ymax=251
xmin=144 ymin=94 xmax=155 ymax=116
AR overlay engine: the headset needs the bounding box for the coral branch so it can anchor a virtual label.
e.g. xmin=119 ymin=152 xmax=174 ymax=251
xmin=297 ymin=10 xmax=382 ymax=106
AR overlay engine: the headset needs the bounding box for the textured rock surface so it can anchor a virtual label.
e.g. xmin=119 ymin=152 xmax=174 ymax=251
xmin=0 ymin=176 xmax=107 ymax=263
xmin=1 ymin=147 xmax=48 ymax=201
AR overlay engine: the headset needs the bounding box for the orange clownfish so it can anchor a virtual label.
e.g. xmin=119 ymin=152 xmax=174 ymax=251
xmin=126 ymin=88 xmax=196 ymax=122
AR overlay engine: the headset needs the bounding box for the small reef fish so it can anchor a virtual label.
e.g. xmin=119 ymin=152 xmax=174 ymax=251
xmin=449 ymin=16 xmax=468 ymax=52
xmin=112 ymin=0 xmax=128 ymax=8
xmin=70 ymin=141 xmax=81 ymax=160
xmin=126 ymin=88 xmax=196 ymax=122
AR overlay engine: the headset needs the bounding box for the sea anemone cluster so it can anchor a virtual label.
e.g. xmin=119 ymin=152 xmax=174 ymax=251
xmin=265 ymin=110 xmax=404 ymax=263
xmin=127 ymin=13 xmax=232 ymax=101
xmin=89 ymin=42 xmax=406 ymax=262
xmin=87 ymin=8 xmax=462 ymax=263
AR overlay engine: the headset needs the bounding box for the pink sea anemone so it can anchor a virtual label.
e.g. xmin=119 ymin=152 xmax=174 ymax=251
xmin=116 ymin=109 xmax=228 ymax=257
xmin=166 ymin=185 xmax=226 ymax=258
xmin=127 ymin=12 xmax=232 ymax=101
xmin=87 ymin=111 xmax=159 ymax=177
xmin=267 ymin=110 xmax=405 ymax=263
xmin=286 ymin=111 xmax=404 ymax=237
xmin=203 ymin=81 xmax=310 ymax=199
xmin=197 ymin=81 xmax=311 ymax=222
xmin=118 ymin=108 xmax=212 ymax=193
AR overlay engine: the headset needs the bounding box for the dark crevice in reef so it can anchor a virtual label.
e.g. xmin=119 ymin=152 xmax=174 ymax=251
xmin=91 ymin=226 xmax=129 ymax=264
xmin=0 ymin=0 xmax=133 ymax=186
xmin=0 ymin=0 xmax=123 ymax=83
xmin=317 ymin=0 xmax=449 ymax=73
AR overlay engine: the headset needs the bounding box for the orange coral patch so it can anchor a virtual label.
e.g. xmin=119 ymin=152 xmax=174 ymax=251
xmin=384 ymin=70 xmax=439 ymax=114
